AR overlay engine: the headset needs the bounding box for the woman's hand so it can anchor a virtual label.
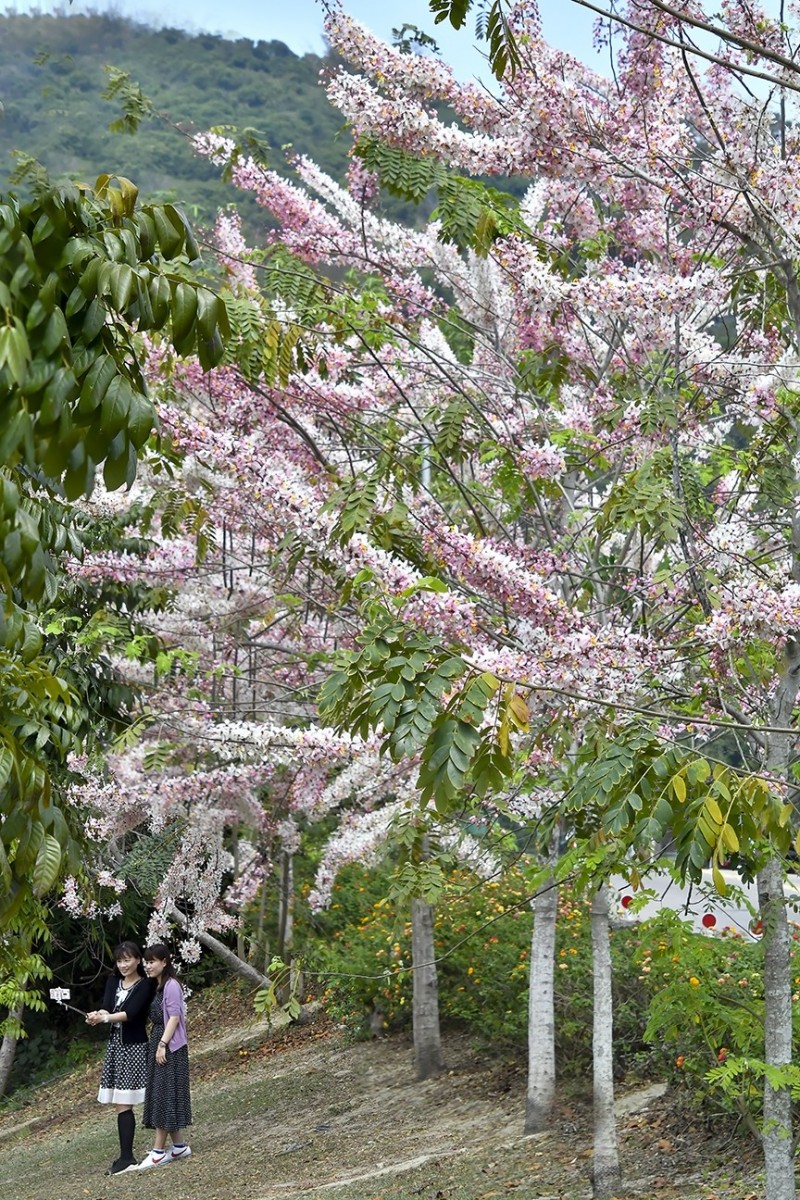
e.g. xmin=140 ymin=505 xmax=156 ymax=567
xmin=155 ymin=1043 xmax=168 ymax=1066
xmin=86 ymin=1009 xmax=110 ymax=1026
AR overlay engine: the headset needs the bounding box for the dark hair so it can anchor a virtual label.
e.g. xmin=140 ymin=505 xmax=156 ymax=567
xmin=142 ymin=943 xmax=179 ymax=990
xmin=112 ymin=941 xmax=145 ymax=978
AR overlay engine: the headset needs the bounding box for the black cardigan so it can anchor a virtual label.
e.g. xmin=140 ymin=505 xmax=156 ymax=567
xmin=100 ymin=974 xmax=156 ymax=1045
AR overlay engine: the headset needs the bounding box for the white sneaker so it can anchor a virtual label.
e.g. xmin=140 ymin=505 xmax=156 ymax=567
xmin=169 ymin=1145 xmax=192 ymax=1163
xmin=138 ymin=1149 xmax=171 ymax=1170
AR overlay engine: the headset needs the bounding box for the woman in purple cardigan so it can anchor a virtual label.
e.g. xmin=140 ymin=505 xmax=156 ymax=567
xmin=86 ymin=940 xmax=156 ymax=1174
xmin=138 ymin=943 xmax=193 ymax=1169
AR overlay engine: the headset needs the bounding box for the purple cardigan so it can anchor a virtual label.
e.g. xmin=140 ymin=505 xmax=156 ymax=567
xmin=161 ymin=977 xmax=188 ymax=1052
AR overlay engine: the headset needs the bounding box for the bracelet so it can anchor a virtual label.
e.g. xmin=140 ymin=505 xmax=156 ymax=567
xmin=159 ymin=1041 xmax=168 ymax=1047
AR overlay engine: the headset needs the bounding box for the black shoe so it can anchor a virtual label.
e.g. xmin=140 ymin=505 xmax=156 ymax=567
xmin=105 ymin=1157 xmax=138 ymax=1175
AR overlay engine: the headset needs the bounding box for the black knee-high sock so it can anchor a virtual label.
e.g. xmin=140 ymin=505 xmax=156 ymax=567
xmin=117 ymin=1110 xmax=135 ymax=1161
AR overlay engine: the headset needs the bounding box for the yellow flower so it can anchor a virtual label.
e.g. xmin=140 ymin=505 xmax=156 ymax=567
xmin=689 ymin=976 xmax=700 ymax=987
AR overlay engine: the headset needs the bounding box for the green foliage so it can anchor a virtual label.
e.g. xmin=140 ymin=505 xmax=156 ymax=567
xmin=0 ymin=163 xmax=229 ymax=929
xmin=115 ymin=828 xmax=182 ymax=895
xmin=392 ymin=24 xmax=442 ymax=57
xmin=355 ymin=137 xmax=526 ymax=254
xmin=0 ymin=173 xmax=227 ymax=611
xmin=311 ymin=866 xmax=648 ymax=1070
xmin=428 ymin=0 xmax=521 ymax=79
xmin=0 ymin=902 xmax=51 ymax=1035
xmin=597 ymin=453 xmax=685 ymax=543
xmin=253 ymin=956 xmax=302 ymax=1023
xmin=262 ymin=247 xmax=329 ymax=325
xmin=429 ymin=0 xmax=471 ymax=28
xmin=309 ymin=861 xmax=800 ymax=1130
xmin=0 ymin=653 xmax=86 ymax=925
xmin=319 ymin=610 xmax=528 ymax=815
xmin=6 ymin=1020 xmax=96 ymax=1096
xmin=561 ymin=728 xmax=790 ymax=895
xmin=633 ymin=909 xmax=800 ymax=1130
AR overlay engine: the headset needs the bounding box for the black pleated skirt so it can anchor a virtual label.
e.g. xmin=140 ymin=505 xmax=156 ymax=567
xmin=142 ymin=993 xmax=192 ymax=1131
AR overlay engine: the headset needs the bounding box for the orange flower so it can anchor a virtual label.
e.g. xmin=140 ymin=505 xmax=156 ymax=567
xmin=676 ymin=1055 xmax=685 ymax=1068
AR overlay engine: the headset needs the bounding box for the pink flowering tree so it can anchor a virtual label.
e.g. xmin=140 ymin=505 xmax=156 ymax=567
xmin=316 ymin=4 xmax=800 ymax=1195
xmin=174 ymin=4 xmax=800 ymax=1194
xmin=56 ymin=5 xmax=800 ymax=1187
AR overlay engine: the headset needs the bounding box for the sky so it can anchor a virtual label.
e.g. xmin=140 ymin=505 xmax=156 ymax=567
xmin=1 ymin=0 xmax=602 ymax=79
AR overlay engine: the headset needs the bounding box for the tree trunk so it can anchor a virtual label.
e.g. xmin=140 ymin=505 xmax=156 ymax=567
xmin=277 ymin=851 xmax=294 ymax=959
xmin=758 ymin=627 xmax=800 ymax=1200
xmin=167 ymin=905 xmax=270 ymax=989
xmin=525 ymin=869 xmax=557 ymax=1133
xmin=0 ymin=1002 xmax=23 ymax=1098
xmin=758 ymin=855 xmax=795 ymax=1200
xmin=277 ymin=851 xmax=295 ymax=1003
xmin=411 ymin=897 xmax=443 ymax=1080
xmin=255 ymin=872 xmax=270 ymax=973
xmin=231 ymin=821 xmax=246 ymax=962
xmin=591 ymin=883 xmax=621 ymax=1199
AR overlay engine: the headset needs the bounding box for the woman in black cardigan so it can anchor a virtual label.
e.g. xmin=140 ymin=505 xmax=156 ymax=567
xmin=86 ymin=941 xmax=156 ymax=1175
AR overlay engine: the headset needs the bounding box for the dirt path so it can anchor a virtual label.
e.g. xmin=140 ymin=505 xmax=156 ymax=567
xmin=0 ymin=1010 xmax=763 ymax=1200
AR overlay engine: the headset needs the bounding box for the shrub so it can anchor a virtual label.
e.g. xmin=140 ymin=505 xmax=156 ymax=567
xmin=307 ymin=866 xmax=649 ymax=1075
xmin=630 ymin=908 xmax=800 ymax=1132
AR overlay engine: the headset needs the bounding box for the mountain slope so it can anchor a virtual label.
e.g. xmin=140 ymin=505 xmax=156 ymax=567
xmin=0 ymin=13 xmax=348 ymax=228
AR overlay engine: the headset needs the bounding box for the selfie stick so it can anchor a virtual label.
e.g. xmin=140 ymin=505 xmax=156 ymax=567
xmin=49 ymin=987 xmax=87 ymax=1016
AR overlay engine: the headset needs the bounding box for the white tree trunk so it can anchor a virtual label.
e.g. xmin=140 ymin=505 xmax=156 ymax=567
xmin=758 ymin=629 xmax=799 ymax=1200
xmin=277 ymin=850 xmax=294 ymax=959
xmin=758 ymin=855 xmax=795 ymax=1200
xmin=277 ymin=851 xmax=295 ymax=1002
xmin=591 ymin=884 xmax=621 ymax=1198
xmin=411 ymin=897 xmax=443 ymax=1080
xmin=0 ymin=1002 xmax=23 ymax=1098
xmin=525 ymin=872 xmax=557 ymax=1133
xmin=167 ymin=904 xmax=270 ymax=988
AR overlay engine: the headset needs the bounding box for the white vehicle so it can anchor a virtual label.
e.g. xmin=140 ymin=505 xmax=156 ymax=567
xmin=611 ymin=868 xmax=800 ymax=940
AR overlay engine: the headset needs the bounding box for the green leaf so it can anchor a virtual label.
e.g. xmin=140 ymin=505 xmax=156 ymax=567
xmin=171 ymin=281 xmax=198 ymax=349
xmin=127 ymin=389 xmax=155 ymax=449
xmin=78 ymin=353 xmax=117 ymax=416
xmin=0 ymin=322 xmax=31 ymax=384
xmin=31 ymin=833 xmax=62 ymax=896
xmin=15 ymin=818 xmax=44 ymax=874
xmin=429 ymin=0 xmax=470 ymax=30
xmin=100 ymin=375 xmax=132 ymax=437
xmin=103 ymin=438 xmax=137 ymax=491
xmin=152 ymin=204 xmax=185 ymax=258
xmin=109 ymin=262 xmax=136 ymax=311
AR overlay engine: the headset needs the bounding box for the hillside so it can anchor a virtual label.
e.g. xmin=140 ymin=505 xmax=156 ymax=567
xmin=0 ymin=13 xmax=349 ymax=230
xmin=0 ymin=987 xmax=764 ymax=1200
